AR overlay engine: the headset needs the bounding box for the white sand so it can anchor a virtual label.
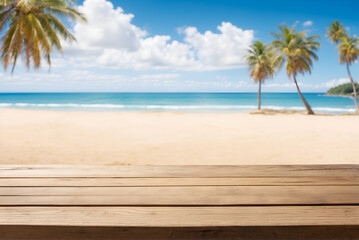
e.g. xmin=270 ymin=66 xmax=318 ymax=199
xmin=0 ymin=108 xmax=358 ymax=165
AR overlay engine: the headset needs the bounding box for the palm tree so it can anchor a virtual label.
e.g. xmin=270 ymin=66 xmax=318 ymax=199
xmin=0 ymin=0 xmax=86 ymax=72
xmin=271 ymin=25 xmax=320 ymax=115
xmin=245 ymin=41 xmax=275 ymax=110
xmin=338 ymin=34 xmax=359 ymax=112
xmin=326 ymin=20 xmax=346 ymax=44
xmin=327 ymin=21 xmax=359 ymax=113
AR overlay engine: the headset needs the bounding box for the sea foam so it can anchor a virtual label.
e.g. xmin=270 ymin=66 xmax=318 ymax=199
xmin=0 ymin=102 xmax=355 ymax=113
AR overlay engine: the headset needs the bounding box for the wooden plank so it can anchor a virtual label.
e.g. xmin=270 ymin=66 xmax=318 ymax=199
xmin=0 ymin=206 xmax=358 ymax=226
xmin=1 ymin=177 xmax=358 ymax=187
xmin=3 ymin=226 xmax=359 ymax=240
xmin=1 ymin=165 xmax=358 ymax=178
xmin=1 ymin=186 xmax=358 ymax=205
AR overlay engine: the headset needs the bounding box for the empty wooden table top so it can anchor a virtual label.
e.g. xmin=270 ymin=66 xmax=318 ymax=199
xmin=0 ymin=165 xmax=358 ymax=227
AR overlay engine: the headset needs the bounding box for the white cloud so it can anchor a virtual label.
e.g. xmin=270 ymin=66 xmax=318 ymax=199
xmin=265 ymin=82 xmax=295 ymax=88
xmin=183 ymin=22 xmax=253 ymax=69
xmin=63 ymin=0 xmax=254 ymax=71
xmin=139 ymin=74 xmax=179 ymax=80
xmin=75 ymin=0 xmax=146 ymax=51
xmin=263 ymin=78 xmax=351 ymax=90
xmin=0 ymin=70 xmax=182 ymax=85
xmin=303 ymin=20 xmax=313 ymax=27
xmin=216 ymin=75 xmax=227 ymax=81
xmin=95 ymin=35 xmax=196 ymax=70
xmin=322 ymin=78 xmax=350 ymax=88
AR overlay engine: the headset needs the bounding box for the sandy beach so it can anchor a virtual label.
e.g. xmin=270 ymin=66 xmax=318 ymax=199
xmin=0 ymin=108 xmax=358 ymax=165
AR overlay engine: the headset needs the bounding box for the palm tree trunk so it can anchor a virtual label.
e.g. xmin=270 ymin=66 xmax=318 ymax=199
xmin=293 ymin=75 xmax=314 ymax=115
xmin=347 ymin=64 xmax=359 ymax=113
xmin=258 ymin=81 xmax=261 ymax=110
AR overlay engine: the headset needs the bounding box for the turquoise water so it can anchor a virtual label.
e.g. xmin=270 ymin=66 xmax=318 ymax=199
xmin=0 ymin=93 xmax=357 ymax=113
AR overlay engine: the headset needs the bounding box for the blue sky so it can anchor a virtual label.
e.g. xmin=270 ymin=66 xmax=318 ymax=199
xmin=0 ymin=0 xmax=358 ymax=92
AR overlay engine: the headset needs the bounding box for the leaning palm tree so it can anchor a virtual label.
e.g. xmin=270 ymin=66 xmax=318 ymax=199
xmin=327 ymin=21 xmax=359 ymax=113
xmin=0 ymin=0 xmax=86 ymax=72
xmin=338 ymin=34 xmax=359 ymax=112
xmin=271 ymin=25 xmax=320 ymax=115
xmin=245 ymin=41 xmax=276 ymax=110
xmin=326 ymin=20 xmax=346 ymax=44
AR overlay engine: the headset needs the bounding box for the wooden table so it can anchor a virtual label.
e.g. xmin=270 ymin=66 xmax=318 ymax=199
xmin=0 ymin=165 xmax=358 ymax=239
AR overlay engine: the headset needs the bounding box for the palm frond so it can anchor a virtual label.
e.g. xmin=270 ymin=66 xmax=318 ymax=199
xmin=270 ymin=25 xmax=320 ymax=79
xmin=338 ymin=34 xmax=359 ymax=65
xmin=327 ymin=20 xmax=346 ymax=44
xmin=245 ymin=40 xmax=277 ymax=84
xmin=0 ymin=0 xmax=86 ymax=72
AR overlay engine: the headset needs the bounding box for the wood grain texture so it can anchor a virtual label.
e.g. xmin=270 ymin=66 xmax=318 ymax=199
xmin=0 ymin=186 xmax=358 ymax=205
xmin=1 ymin=165 xmax=358 ymax=229
xmin=1 ymin=165 xmax=358 ymax=177
xmin=3 ymin=226 xmax=359 ymax=240
xmin=1 ymin=206 xmax=358 ymax=227
xmin=1 ymin=177 xmax=358 ymax=186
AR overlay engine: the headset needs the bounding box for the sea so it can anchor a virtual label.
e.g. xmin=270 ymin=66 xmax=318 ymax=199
xmin=0 ymin=92 xmax=357 ymax=114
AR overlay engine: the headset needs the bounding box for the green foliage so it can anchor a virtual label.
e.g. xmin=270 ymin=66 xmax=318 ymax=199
xmin=327 ymin=21 xmax=359 ymax=112
xmin=326 ymin=21 xmax=359 ymax=66
xmin=270 ymin=24 xmax=320 ymax=114
xmin=245 ymin=41 xmax=276 ymax=84
xmin=327 ymin=83 xmax=359 ymax=96
xmin=0 ymin=0 xmax=86 ymax=72
xmin=271 ymin=24 xmax=320 ymax=79
xmin=326 ymin=20 xmax=346 ymax=44
xmin=338 ymin=34 xmax=359 ymax=66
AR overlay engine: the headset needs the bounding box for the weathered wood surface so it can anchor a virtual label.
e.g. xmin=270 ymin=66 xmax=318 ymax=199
xmin=1 ymin=165 xmax=358 ymax=177
xmin=0 ymin=176 xmax=359 ymax=187
xmin=1 ymin=176 xmax=358 ymax=186
xmin=0 ymin=165 xmax=358 ymax=227
xmin=1 ymin=186 xmax=358 ymax=205
xmin=1 ymin=206 xmax=359 ymax=227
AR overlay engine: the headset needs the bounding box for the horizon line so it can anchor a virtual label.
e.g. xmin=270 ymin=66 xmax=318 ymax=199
xmin=0 ymin=92 xmax=327 ymax=94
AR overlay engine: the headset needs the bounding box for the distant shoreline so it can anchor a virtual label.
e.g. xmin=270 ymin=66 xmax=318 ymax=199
xmin=325 ymin=93 xmax=357 ymax=98
xmin=326 ymin=82 xmax=359 ymax=98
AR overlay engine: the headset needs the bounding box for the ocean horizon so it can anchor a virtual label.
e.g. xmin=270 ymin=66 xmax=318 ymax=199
xmin=0 ymin=92 xmax=357 ymax=113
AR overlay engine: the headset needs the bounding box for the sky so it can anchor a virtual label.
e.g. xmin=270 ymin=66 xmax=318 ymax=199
xmin=0 ymin=0 xmax=358 ymax=92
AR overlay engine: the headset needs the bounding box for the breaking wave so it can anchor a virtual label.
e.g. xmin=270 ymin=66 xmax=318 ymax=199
xmin=0 ymin=103 xmax=356 ymax=113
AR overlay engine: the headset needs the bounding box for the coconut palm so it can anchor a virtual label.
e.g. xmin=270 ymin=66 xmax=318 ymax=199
xmin=271 ymin=25 xmax=320 ymax=115
xmin=338 ymin=34 xmax=359 ymax=112
xmin=326 ymin=20 xmax=346 ymax=44
xmin=327 ymin=21 xmax=359 ymax=113
xmin=0 ymin=0 xmax=86 ymax=72
xmin=245 ymin=41 xmax=275 ymax=110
